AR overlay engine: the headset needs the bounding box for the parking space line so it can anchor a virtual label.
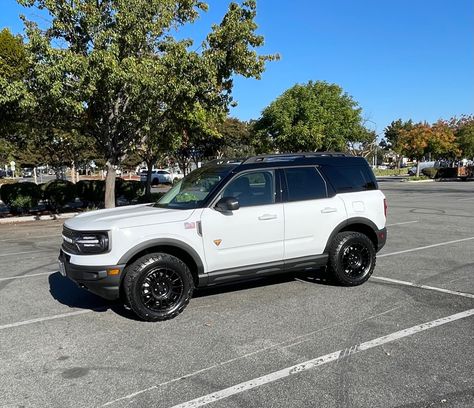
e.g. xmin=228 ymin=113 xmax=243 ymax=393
xmin=0 ymin=235 xmax=58 ymax=242
xmin=386 ymin=221 xmax=418 ymax=227
xmin=378 ymin=236 xmax=474 ymax=258
xmin=0 ymin=271 xmax=55 ymax=282
xmin=168 ymin=309 xmax=474 ymax=408
xmin=0 ymin=249 xmax=56 ymax=257
xmin=372 ymin=276 xmax=474 ymax=299
xmin=0 ymin=310 xmax=93 ymax=331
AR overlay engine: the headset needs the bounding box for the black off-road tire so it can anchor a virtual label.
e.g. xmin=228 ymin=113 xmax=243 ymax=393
xmin=327 ymin=231 xmax=376 ymax=286
xmin=123 ymin=253 xmax=194 ymax=321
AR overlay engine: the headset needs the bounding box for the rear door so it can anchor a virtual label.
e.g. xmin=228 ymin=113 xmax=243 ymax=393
xmin=282 ymin=166 xmax=347 ymax=260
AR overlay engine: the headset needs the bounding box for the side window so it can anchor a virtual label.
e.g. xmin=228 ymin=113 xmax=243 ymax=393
xmin=222 ymin=171 xmax=275 ymax=207
xmin=284 ymin=167 xmax=327 ymax=201
xmin=321 ymin=165 xmax=377 ymax=192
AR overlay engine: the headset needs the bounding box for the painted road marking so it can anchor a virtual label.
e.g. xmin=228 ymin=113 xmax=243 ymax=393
xmin=386 ymin=221 xmax=418 ymax=227
xmin=168 ymin=309 xmax=474 ymax=408
xmin=0 ymin=271 xmax=55 ymax=282
xmin=0 ymin=249 xmax=56 ymax=258
xmin=378 ymin=236 xmax=474 ymax=258
xmin=0 ymin=310 xmax=93 ymax=331
xmin=372 ymin=276 xmax=474 ymax=299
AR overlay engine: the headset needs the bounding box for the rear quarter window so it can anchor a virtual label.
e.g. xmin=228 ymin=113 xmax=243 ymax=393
xmin=321 ymin=165 xmax=377 ymax=193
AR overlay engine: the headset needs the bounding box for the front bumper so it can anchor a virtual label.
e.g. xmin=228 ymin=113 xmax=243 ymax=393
xmin=58 ymin=250 xmax=125 ymax=300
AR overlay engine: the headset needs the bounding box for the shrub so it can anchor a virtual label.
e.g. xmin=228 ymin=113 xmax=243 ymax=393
xmin=116 ymin=179 xmax=144 ymax=202
xmin=136 ymin=192 xmax=165 ymax=204
xmin=0 ymin=182 xmax=42 ymax=213
xmin=421 ymin=167 xmax=438 ymax=179
xmin=43 ymin=180 xmax=77 ymax=209
xmin=76 ymin=180 xmax=105 ymax=206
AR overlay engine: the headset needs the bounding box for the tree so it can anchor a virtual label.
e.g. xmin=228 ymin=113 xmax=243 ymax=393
xmin=253 ymin=81 xmax=370 ymax=153
xmin=216 ymin=117 xmax=255 ymax=158
xmin=383 ymin=119 xmax=414 ymax=167
xmin=18 ymin=0 xmax=276 ymax=207
xmin=451 ymin=116 xmax=474 ymax=159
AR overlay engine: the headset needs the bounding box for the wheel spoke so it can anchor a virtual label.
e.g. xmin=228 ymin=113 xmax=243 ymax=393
xmin=139 ymin=267 xmax=184 ymax=313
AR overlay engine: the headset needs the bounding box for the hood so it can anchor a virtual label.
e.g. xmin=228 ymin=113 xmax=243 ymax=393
xmin=64 ymin=204 xmax=195 ymax=231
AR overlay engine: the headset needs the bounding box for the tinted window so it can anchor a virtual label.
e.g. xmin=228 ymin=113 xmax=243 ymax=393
xmin=284 ymin=167 xmax=327 ymax=201
xmin=321 ymin=165 xmax=377 ymax=192
xmin=222 ymin=171 xmax=275 ymax=207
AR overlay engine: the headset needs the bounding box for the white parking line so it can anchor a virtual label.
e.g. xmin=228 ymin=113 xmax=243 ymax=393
xmin=378 ymin=236 xmax=474 ymax=258
xmin=386 ymin=221 xmax=418 ymax=227
xmin=169 ymin=309 xmax=474 ymax=408
xmin=0 ymin=271 xmax=55 ymax=282
xmin=0 ymin=249 xmax=56 ymax=258
xmin=372 ymin=276 xmax=474 ymax=299
xmin=0 ymin=310 xmax=93 ymax=331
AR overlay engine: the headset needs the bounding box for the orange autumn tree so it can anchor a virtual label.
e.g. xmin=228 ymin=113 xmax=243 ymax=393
xmin=399 ymin=121 xmax=459 ymax=176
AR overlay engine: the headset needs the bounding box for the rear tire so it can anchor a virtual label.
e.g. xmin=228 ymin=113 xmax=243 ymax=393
xmin=123 ymin=253 xmax=194 ymax=321
xmin=327 ymin=231 xmax=376 ymax=286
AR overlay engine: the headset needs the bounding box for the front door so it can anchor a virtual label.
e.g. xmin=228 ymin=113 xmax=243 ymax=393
xmin=200 ymin=170 xmax=284 ymax=273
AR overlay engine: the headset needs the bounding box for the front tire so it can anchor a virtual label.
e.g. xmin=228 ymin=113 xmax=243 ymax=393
xmin=328 ymin=232 xmax=376 ymax=286
xmin=123 ymin=253 xmax=194 ymax=321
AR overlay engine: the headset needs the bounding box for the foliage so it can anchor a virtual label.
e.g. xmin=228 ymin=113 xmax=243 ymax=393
xmin=42 ymin=179 xmax=77 ymax=209
xmin=421 ymin=167 xmax=438 ymax=179
xmin=450 ymin=116 xmax=474 ymax=158
xmin=216 ymin=117 xmax=255 ymax=158
xmin=17 ymin=0 xmax=276 ymax=208
xmin=253 ymin=81 xmax=370 ymax=152
xmin=76 ymin=180 xmax=105 ymax=206
xmin=0 ymin=182 xmax=42 ymax=212
xmin=136 ymin=192 xmax=166 ymax=203
xmin=372 ymin=168 xmax=407 ymax=176
xmin=384 ymin=119 xmax=414 ymax=153
xmin=116 ymin=179 xmax=144 ymax=202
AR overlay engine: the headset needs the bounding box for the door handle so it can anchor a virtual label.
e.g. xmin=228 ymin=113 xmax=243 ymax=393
xmin=321 ymin=207 xmax=337 ymax=214
xmin=258 ymin=214 xmax=277 ymax=220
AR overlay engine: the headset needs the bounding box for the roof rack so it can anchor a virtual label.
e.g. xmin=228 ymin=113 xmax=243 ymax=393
xmin=243 ymin=152 xmax=348 ymax=164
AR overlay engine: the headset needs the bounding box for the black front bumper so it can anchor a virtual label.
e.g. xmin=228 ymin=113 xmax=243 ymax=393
xmin=58 ymin=250 xmax=125 ymax=300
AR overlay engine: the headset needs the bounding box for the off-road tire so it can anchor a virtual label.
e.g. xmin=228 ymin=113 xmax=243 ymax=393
xmin=123 ymin=253 xmax=194 ymax=321
xmin=328 ymin=231 xmax=376 ymax=286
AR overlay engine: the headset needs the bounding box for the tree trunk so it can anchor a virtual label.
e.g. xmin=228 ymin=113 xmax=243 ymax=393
xmin=71 ymin=161 xmax=76 ymax=184
xmin=145 ymin=160 xmax=153 ymax=198
xmin=416 ymin=160 xmax=421 ymax=177
xmin=105 ymin=161 xmax=116 ymax=208
xmin=33 ymin=167 xmax=38 ymax=185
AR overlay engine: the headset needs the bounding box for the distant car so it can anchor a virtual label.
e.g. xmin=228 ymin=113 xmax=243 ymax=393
xmin=0 ymin=169 xmax=6 ymax=178
xmin=140 ymin=169 xmax=172 ymax=185
xmin=408 ymin=161 xmax=436 ymax=176
xmin=22 ymin=168 xmax=33 ymax=178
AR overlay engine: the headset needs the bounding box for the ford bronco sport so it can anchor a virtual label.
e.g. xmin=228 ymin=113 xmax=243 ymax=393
xmin=59 ymin=153 xmax=387 ymax=321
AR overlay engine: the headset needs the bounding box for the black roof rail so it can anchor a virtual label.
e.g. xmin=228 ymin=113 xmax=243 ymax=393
xmin=204 ymin=158 xmax=244 ymax=166
xmin=243 ymin=152 xmax=349 ymax=164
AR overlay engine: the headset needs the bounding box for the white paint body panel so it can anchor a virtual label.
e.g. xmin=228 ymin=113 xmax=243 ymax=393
xmin=339 ymin=190 xmax=386 ymax=230
xmin=200 ymin=204 xmax=284 ymax=272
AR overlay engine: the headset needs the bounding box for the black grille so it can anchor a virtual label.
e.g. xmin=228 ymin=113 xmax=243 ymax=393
xmin=62 ymin=226 xmax=80 ymax=254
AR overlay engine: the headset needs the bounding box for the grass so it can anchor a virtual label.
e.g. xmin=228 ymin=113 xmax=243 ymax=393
xmin=373 ymin=168 xmax=408 ymax=176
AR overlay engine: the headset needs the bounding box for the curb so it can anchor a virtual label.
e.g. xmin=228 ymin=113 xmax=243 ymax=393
xmin=404 ymin=179 xmax=434 ymax=183
xmin=0 ymin=212 xmax=78 ymax=224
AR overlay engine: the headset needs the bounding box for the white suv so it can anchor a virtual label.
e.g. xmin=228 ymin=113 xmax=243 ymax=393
xmin=59 ymin=153 xmax=387 ymax=321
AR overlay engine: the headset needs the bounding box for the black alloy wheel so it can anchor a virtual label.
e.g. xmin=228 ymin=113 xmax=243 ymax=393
xmin=328 ymin=231 xmax=376 ymax=286
xmin=123 ymin=253 xmax=194 ymax=321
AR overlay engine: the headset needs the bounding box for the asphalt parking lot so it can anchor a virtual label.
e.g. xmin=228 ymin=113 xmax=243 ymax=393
xmin=0 ymin=180 xmax=473 ymax=408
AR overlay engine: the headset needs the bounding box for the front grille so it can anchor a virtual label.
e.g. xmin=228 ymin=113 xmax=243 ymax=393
xmin=62 ymin=226 xmax=80 ymax=254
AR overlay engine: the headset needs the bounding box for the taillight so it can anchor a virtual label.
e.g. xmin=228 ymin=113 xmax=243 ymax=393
xmin=384 ymin=198 xmax=388 ymax=218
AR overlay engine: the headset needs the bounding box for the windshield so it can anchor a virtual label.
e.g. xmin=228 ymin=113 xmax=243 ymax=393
xmin=155 ymin=164 xmax=236 ymax=209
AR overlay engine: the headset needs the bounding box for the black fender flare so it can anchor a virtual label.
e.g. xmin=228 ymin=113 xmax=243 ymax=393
xmin=324 ymin=217 xmax=380 ymax=253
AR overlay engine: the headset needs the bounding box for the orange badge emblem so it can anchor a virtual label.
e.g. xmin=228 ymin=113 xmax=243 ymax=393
xmin=213 ymin=239 xmax=222 ymax=247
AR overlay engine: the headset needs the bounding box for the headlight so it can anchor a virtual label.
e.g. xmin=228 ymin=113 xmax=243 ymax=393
xmin=75 ymin=232 xmax=109 ymax=254
xmin=62 ymin=227 xmax=109 ymax=254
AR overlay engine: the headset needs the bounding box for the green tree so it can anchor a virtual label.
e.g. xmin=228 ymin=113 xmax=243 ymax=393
xmin=253 ymin=81 xmax=369 ymax=153
xmin=216 ymin=117 xmax=255 ymax=158
xmin=18 ymin=0 xmax=276 ymax=207
xmin=451 ymin=116 xmax=474 ymax=159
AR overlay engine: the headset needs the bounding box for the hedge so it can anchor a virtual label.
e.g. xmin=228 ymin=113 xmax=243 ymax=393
xmin=421 ymin=167 xmax=438 ymax=179
xmin=42 ymin=180 xmax=77 ymax=209
xmin=116 ymin=179 xmax=144 ymax=202
xmin=76 ymin=180 xmax=105 ymax=206
xmin=0 ymin=182 xmax=42 ymax=213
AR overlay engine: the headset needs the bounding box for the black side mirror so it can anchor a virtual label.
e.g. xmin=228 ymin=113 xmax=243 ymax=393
xmin=216 ymin=197 xmax=240 ymax=212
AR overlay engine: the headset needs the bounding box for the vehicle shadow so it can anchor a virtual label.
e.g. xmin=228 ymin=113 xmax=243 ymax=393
xmin=48 ymin=272 xmax=140 ymax=321
xmin=49 ymin=268 xmax=336 ymax=321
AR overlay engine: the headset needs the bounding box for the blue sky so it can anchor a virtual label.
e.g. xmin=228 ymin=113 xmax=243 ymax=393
xmin=1 ymin=0 xmax=473 ymax=136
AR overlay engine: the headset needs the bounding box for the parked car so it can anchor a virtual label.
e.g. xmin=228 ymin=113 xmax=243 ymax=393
xmin=140 ymin=169 xmax=173 ymax=185
xmin=408 ymin=161 xmax=436 ymax=176
xmin=0 ymin=169 xmax=6 ymax=178
xmin=22 ymin=168 xmax=33 ymax=178
xmin=59 ymin=153 xmax=387 ymax=321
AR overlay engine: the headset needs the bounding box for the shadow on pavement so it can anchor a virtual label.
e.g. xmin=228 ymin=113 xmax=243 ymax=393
xmin=48 ymin=272 xmax=139 ymax=320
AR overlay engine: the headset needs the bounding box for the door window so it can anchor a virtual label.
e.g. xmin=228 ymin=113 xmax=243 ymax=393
xmin=284 ymin=167 xmax=327 ymax=201
xmin=221 ymin=171 xmax=275 ymax=207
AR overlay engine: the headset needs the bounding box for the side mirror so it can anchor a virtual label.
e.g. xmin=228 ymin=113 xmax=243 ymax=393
xmin=216 ymin=197 xmax=240 ymax=212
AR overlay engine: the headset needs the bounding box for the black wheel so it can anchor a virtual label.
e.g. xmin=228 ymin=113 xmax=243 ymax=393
xmin=123 ymin=253 xmax=194 ymax=321
xmin=327 ymin=231 xmax=376 ymax=286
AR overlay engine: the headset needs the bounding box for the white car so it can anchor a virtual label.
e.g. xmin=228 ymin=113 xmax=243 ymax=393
xmin=59 ymin=153 xmax=387 ymax=321
xmin=140 ymin=169 xmax=172 ymax=185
